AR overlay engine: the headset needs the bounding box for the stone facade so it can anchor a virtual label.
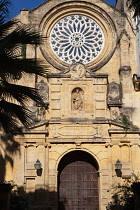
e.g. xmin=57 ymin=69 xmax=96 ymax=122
xmin=2 ymin=0 xmax=140 ymax=209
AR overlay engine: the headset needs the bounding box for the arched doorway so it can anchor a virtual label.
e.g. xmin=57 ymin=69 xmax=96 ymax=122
xmin=58 ymin=150 xmax=99 ymax=210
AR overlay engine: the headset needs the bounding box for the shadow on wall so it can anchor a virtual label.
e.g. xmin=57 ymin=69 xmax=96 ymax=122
xmin=0 ymin=134 xmax=20 ymax=183
xmin=0 ymin=134 xmax=64 ymax=210
xmin=10 ymin=186 xmax=65 ymax=210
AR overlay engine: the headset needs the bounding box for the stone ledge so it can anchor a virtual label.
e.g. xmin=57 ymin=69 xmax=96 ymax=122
xmin=46 ymin=138 xmax=106 ymax=143
xmin=108 ymin=129 xmax=140 ymax=134
xmin=86 ymin=73 xmax=108 ymax=78
xmin=47 ymin=73 xmax=71 ymax=78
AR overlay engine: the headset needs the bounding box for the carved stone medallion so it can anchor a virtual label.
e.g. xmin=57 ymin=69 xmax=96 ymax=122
xmin=70 ymin=63 xmax=86 ymax=79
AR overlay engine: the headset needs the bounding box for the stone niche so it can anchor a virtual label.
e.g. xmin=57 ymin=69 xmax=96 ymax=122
xmin=107 ymin=81 xmax=122 ymax=106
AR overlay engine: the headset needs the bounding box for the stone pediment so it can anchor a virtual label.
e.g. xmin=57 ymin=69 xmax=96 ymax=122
xmin=47 ymin=65 xmax=108 ymax=79
xmin=48 ymin=117 xmax=139 ymax=137
xmin=24 ymin=1 xmax=118 ymax=72
xmin=30 ymin=0 xmax=119 ymax=15
xmin=17 ymin=0 xmax=127 ymax=74
xmin=28 ymin=120 xmax=49 ymax=130
xmin=16 ymin=116 xmax=139 ymax=135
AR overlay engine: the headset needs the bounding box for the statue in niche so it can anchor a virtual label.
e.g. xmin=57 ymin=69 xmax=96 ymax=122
xmin=72 ymin=88 xmax=84 ymax=111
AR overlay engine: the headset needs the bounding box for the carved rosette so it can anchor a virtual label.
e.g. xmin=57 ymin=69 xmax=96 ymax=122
xmin=107 ymin=82 xmax=122 ymax=106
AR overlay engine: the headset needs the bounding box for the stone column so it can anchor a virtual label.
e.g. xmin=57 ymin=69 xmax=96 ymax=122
xmin=44 ymin=144 xmax=50 ymax=207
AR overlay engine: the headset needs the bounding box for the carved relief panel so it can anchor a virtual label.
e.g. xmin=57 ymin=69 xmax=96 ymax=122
xmin=107 ymin=82 xmax=122 ymax=106
xmin=36 ymin=80 xmax=49 ymax=107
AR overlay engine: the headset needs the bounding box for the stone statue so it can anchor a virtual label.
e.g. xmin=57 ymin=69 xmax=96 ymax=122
xmin=72 ymin=88 xmax=84 ymax=110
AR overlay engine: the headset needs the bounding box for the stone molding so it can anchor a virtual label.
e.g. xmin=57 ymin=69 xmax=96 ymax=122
xmin=119 ymin=65 xmax=131 ymax=75
xmin=108 ymin=129 xmax=140 ymax=134
xmin=46 ymin=72 xmax=108 ymax=79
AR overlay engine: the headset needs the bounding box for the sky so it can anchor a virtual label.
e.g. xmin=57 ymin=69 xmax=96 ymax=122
xmin=9 ymin=0 xmax=115 ymax=19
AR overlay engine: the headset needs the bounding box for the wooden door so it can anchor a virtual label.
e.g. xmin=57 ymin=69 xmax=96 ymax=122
xmin=58 ymin=151 xmax=99 ymax=210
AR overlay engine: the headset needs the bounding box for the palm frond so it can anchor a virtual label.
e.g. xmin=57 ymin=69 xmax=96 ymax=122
xmin=0 ymin=54 xmax=47 ymax=79
xmin=0 ymin=19 xmax=17 ymax=37
xmin=0 ymin=0 xmax=10 ymax=25
xmin=0 ymin=100 xmax=33 ymax=127
xmin=0 ymin=25 xmax=42 ymax=52
xmin=0 ymin=112 xmax=24 ymax=136
xmin=0 ymin=0 xmax=47 ymax=137
xmin=0 ymin=80 xmax=45 ymax=106
xmin=0 ymin=0 xmax=10 ymax=13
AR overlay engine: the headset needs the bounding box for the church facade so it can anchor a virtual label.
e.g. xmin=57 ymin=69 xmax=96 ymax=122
xmin=3 ymin=0 xmax=140 ymax=209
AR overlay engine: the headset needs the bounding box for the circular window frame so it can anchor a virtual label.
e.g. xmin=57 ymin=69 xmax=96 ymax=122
xmin=40 ymin=1 xmax=117 ymax=72
xmin=50 ymin=14 xmax=105 ymax=64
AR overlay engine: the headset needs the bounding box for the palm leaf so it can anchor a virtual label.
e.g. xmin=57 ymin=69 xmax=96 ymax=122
xmin=0 ymin=54 xmax=47 ymax=80
xmin=0 ymin=80 xmax=45 ymax=106
xmin=0 ymin=100 xmax=33 ymax=127
xmin=0 ymin=19 xmax=17 ymax=37
xmin=0 ymin=112 xmax=24 ymax=136
xmin=0 ymin=0 xmax=10 ymax=26
xmin=0 ymin=24 xmax=42 ymax=51
xmin=0 ymin=0 xmax=47 ymax=136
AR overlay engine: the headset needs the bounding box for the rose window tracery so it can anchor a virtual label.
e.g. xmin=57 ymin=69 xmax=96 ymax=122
xmin=50 ymin=15 xmax=104 ymax=64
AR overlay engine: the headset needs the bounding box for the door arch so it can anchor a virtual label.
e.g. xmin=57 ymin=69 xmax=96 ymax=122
xmin=58 ymin=150 xmax=99 ymax=210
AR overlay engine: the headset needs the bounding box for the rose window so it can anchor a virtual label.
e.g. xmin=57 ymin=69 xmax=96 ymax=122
xmin=50 ymin=15 xmax=104 ymax=64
